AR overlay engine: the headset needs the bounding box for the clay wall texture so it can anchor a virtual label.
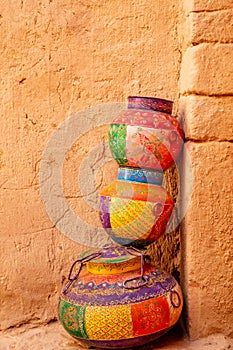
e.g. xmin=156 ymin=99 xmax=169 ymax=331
xmin=0 ymin=0 xmax=181 ymax=330
xmin=0 ymin=0 xmax=232 ymax=341
xmin=180 ymin=0 xmax=233 ymax=340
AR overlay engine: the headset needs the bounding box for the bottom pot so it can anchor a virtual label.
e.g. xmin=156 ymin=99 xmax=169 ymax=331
xmin=59 ymin=246 xmax=183 ymax=349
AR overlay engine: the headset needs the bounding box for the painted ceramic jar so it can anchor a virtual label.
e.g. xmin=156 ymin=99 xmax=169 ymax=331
xmin=109 ymin=96 xmax=184 ymax=171
xmin=100 ymin=167 xmax=174 ymax=248
xmin=59 ymin=246 xmax=183 ymax=349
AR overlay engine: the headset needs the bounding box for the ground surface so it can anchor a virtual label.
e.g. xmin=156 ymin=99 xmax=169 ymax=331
xmin=0 ymin=322 xmax=232 ymax=350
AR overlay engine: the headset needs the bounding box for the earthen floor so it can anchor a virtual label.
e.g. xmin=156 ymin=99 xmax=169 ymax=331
xmin=0 ymin=322 xmax=232 ymax=350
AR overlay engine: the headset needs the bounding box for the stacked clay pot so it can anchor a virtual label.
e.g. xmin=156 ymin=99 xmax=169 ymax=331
xmin=59 ymin=96 xmax=185 ymax=348
xmin=59 ymin=246 xmax=183 ymax=348
xmin=100 ymin=96 xmax=184 ymax=248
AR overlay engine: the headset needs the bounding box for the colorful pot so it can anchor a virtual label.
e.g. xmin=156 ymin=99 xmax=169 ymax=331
xmin=59 ymin=246 xmax=183 ymax=349
xmin=109 ymin=96 xmax=184 ymax=171
xmin=100 ymin=168 xmax=174 ymax=248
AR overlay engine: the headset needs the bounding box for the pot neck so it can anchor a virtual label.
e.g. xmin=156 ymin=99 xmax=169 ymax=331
xmin=128 ymin=96 xmax=173 ymax=114
xmin=118 ymin=167 xmax=163 ymax=186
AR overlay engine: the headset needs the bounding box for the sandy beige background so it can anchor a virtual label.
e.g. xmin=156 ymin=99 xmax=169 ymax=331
xmin=0 ymin=0 xmax=232 ymax=341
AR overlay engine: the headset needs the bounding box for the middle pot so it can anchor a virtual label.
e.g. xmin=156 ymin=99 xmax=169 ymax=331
xmin=100 ymin=167 xmax=174 ymax=248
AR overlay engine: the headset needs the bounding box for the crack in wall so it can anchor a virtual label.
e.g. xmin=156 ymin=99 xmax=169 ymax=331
xmin=190 ymin=8 xmax=233 ymax=14
xmin=191 ymin=40 xmax=233 ymax=45
xmin=185 ymin=138 xmax=233 ymax=143
xmin=1 ymin=317 xmax=58 ymax=333
xmin=181 ymin=92 xmax=233 ymax=98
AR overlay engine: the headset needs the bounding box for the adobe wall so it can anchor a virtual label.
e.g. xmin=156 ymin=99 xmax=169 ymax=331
xmin=0 ymin=0 xmax=232 ymax=340
xmin=179 ymin=0 xmax=233 ymax=339
xmin=0 ymin=0 xmax=181 ymax=329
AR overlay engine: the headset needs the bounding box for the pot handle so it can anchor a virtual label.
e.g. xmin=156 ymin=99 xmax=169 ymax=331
xmin=62 ymin=251 xmax=102 ymax=295
xmin=123 ymin=246 xmax=148 ymax=289
xmin=170 ymin=290 xmax=181 ymax=308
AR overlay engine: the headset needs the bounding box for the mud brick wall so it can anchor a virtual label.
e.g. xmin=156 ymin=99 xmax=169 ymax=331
xmin=179 ymin=0 xmax=233 ymax=339
xmin=0 ymin=0 xmax=181 ymax=330
xmin=0 ymin=0 xmax=232 ymax=340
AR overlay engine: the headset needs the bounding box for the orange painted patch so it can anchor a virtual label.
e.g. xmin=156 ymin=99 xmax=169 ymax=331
xmin=131 ymin=296 xmax=170 ymax=337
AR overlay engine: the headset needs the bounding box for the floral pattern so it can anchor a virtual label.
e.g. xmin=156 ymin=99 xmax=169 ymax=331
xmin=108 ymin=109 xmax=184 ymax=171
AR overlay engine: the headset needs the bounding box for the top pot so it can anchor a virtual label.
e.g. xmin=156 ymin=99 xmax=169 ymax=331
xmin=109 ymin=96 xmax=184 ymax=171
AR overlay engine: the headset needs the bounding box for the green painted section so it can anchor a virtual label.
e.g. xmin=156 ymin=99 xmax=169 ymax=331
xmin=108 ymin=124 xmax=128 ymax=165
xmin=59 ymin=299 xmax=88 ymax=339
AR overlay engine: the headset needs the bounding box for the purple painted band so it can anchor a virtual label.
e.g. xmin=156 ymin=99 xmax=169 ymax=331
xmin=70 ymin=327 xmax=172 ymax=349
xmin=128 ymin=96 xmax=173 ymax=114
